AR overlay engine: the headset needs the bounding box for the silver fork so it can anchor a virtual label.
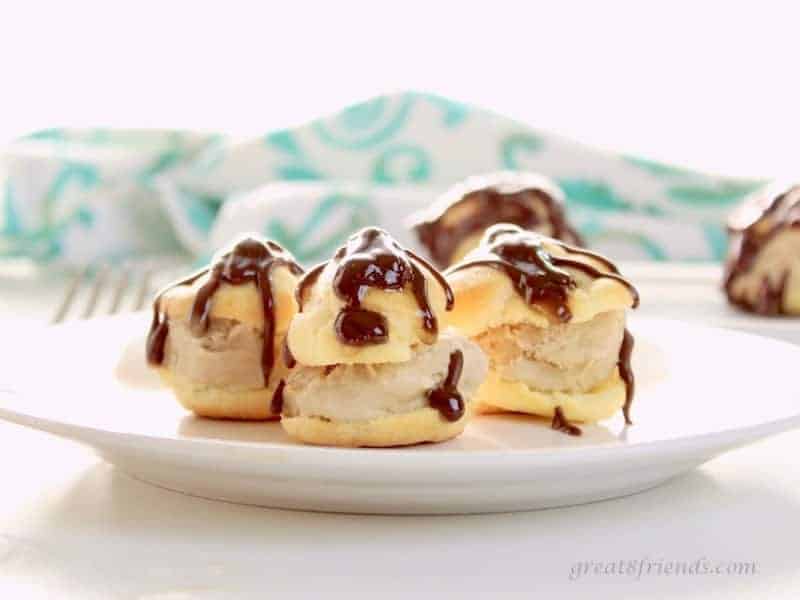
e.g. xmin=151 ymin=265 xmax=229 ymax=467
xmin=51 ymin=258 xmax=188 ymax=324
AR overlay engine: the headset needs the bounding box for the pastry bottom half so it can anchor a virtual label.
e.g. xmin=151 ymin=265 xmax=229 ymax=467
xmin=158 ymin=368 xmax=280 ymax=421
xmin=474 ymin=368 xmax=625 ymax=423
xmin=281 ymin=403 xmax=473 ymax=448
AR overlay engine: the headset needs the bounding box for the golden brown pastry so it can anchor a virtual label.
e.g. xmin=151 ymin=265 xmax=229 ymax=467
xmin=146 ymin=236 xmax=303 ymax=420
xmin=281 ymin=227 xmax=488 ymax=447
xmin=724 ymin=182 xmax=800 ymax=315
xmin=445 ymin=223 xmax=639 ymax=433
xmin=409 ymin=171 xmax=583 ymax=269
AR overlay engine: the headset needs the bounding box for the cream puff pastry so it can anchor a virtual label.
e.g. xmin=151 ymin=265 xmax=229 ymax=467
xmin=146 ymin=236 xmax=303 ymax=420
xmin=724 ymin=182 xmax=800 ymax=315
xmin=445 ymin=223 xmax=639 ymax=433
xmin=281 ymin=227 xmax=488 ymax=447
xmin=410 ymin=171 xmax=583 ymax=269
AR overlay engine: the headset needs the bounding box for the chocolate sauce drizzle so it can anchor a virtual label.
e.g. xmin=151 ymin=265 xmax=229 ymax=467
xmin=295 ymin=262 xmax=326 ymax=310
xmin=282 ymin=337 xmax=296 ymax=369
xmin=295 ymin=228 xmax=454 ymax=347
xmin=427 ymin=350 xmax=465 ymax=421
xmin=618 ymin=329 xmax=635 ymax=425
xmin=448 ymin=223 xmax=639 ymax=424
xmin=447 ymin=224 xmax=639 ymax=322
xmin=145 ymin=269 xmax=207 ymax=365
xmin=270 ymin=379 xmax=286 ymax=414
xmin=551 ymin=406 xmax=582 ymax=436
xmin=752 ymin=272 xmax=791 ymax=315
xmin=146 ymin=237 xmax=303 ymax=391
xmin=412 ymin=174 xmax=584 ymax=268
xmin=724 ymin=184 xmax=800 ymax=315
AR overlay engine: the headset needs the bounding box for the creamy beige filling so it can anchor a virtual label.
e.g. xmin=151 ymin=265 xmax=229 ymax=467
xmin=728 ymin=229 xmax=800 ymax=313
xmin=163 ymin=318 xmax=266 ymax=389
xmin=474 ymin=310 xmax=624 ymax=392
xmin=283 ymin=331 xmax=488 ymax=422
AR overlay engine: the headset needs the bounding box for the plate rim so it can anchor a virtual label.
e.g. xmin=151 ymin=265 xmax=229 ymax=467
xmin=1 ymin=388 xmax=798 ymax=469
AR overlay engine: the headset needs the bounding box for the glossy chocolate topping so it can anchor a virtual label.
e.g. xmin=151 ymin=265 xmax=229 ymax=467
xmin=146 ymin=237 xmax=303 ymax=391
xmin=295 ymin=227 xmax=454 ymax=347
xmin=426 ymin=350 xmax=465 ymax=421
xmin=412 ymin=173 xmax=584 ymax=268
xmin=618 ymin=329 xmax=635 ymax=425
xmin=270 ymin=379 xmax=286 ymax=414
xmin=145 ymin=269 xmax=207 ymax=366
xmin=551 ymin=406 xmax=582 ymax=436
xmin=334 ymin=308 xmax=389 ymax=346
xmin=447 ymin=224 xmax=639 ymax=322
xmin=724 ymin=184 xmax=800 ymax=315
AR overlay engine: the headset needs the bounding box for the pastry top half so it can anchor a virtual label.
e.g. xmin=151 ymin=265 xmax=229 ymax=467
xmin=147 ymin=235 xmax=303 ymax=388
xmin=287 ymin=227 xmax=453 ymax=366
xmin=445 ymin=223 xmax=638 ymax=336
xmin=724 ymin=182 xmax=800 ymax=315
xmin=410 ymin=171 xmax=583 ymax=269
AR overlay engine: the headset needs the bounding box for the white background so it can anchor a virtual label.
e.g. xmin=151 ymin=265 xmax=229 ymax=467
xmin=1 ymin=1 xmax=799 ymax=178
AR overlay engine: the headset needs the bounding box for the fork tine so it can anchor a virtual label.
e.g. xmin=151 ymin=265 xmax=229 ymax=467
xmin=81 ymin=265 xmax=111 ymax=319
xmin=51 ymin=266 xmax=90 ymax=324
xmin=108 ymin=267 xmax=131 ymax=315
xmin=53 ymin=259 xmax=182 ymax=323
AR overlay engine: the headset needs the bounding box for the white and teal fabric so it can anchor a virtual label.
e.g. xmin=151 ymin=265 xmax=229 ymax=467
xmin=0 ymin=92 xmax=765 ymax=266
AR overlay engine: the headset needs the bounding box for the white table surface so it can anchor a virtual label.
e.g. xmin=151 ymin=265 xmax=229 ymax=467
xmin=1 ymin=263 xmax=799 ymax=599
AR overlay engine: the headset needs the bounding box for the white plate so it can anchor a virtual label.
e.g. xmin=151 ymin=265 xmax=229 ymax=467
xmin=622 ymin=262 xmax=800 ymax=345
xmin=1 ymin=313 xmax=799 ymax=514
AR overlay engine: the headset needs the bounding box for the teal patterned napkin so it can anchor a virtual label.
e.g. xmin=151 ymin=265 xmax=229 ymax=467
xmin=0 ymin=92 xmax=765 ymax=266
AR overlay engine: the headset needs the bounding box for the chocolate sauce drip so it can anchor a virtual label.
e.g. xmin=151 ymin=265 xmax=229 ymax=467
xmin=334 ymin=308 xmax=389 ymax=345
xmin=295 ymin=262 xmax=326 ymax=310
xmin=618 ymin=329 xmax=635 ymax=425
xmin=146 ymin=269 xmax=208 ymax=365
xmin=146 ymin=318 xmax=169 ymax=365
xmin=270 ymin=379 xmax=286 ymax=414
xmin=551 ymin=406 xmax=582 ymax=436
xmin=282 ymin=337 xmax=296 ymax=369
xmin=556 ymin=244 xmax=620 ymax=274
xmin=426 ymin=350 xmax=465 ymax=421
xmin=447 ymin=224 xmax=639 ymax=322
xmin=295 ymin=228 xmax=454 ymax=347
xmin=724 ymin=185 xmax=800 ymax=315
xmin=754 ymin=272 xmax=790 ymax=316
xmin=146 ymin=237 xmax=303 ymax=389
xmin=405 ymin=249 xmax=455 ymax=311
xmin=412 ymin=175 xmax=584 ymax=268
xmin=551 ymin=258 xmax=640 ymax=309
